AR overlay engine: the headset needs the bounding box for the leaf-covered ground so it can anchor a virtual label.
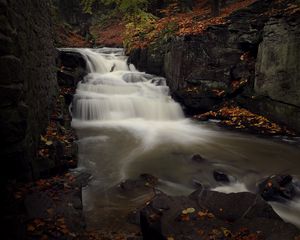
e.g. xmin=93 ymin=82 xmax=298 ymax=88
xmin=55 ymin=25 xmax=92 ymax=48
xmin=125 ymin=0 xmax=257 ymax=50
xmin=193 ymin=106 xmax=295 ymax=136
xmin=90 ymin=21 xmax=125 ymax=47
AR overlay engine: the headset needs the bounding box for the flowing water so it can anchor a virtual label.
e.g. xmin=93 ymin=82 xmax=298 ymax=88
xmin=66 ymin=48 xmax=300 ymax=231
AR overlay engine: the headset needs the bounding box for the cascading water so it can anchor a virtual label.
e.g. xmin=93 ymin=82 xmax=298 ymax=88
xmin=67 ymin=48 xmax=300 ymax=230
xmin=73 ymin=48 xmax=183 ymax=122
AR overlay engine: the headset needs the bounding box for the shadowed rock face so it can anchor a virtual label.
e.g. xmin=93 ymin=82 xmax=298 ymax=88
xmin=57 ymin=50 xmax=88 ymax=87
xmin=254 ymin=15 xmax=300 ymax=131
xmin=128 ymin=0 xmax=300 ymax=132
xmin=139 ymin=189 xmax=300 ymax=240
xmin=0 ymin=0 xmax=57 ymax=183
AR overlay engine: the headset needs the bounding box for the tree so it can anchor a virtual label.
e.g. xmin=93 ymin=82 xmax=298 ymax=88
xmin=80 ymin=0 xmax=149 ymax=15
xmin=211 ymin=0 xmax=220 ymax=16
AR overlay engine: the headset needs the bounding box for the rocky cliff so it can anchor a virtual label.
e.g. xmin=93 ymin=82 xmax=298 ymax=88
xmin=254 ymin=13 xmax=300 ymax=132
xmin=128 ymin=0 xmax=300 ymax=132
xmin=0 ymin=0 xmax=57 ymax=183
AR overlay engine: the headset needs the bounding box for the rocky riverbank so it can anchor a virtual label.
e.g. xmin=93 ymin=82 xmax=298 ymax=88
xmin=128 ymin=0 xmax=300 ymax=134
xmin=139 ymin=188 xmax=300 ymax=240
xmin=80 ymin=174 xmax=300 ymax=240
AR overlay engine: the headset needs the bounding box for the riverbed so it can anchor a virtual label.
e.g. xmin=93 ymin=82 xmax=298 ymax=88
xmin=68 ymin=48 xmax=300 ymax=231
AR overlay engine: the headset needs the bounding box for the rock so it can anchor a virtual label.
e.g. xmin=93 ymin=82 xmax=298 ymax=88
xmin=174 ymin=88 xmax=224 ymax=114
xmin=127 ymin=45 xmax=165 ymax=77
xmin=73 ymin=171 xmax=91 ymax=188
xmin=213 ymin=170 xmax=230 ymax=182
xmin=253 ymin=12 xmax=300 ymax=132
xmin=118 ymin=174 xmax=158 ymax=195
xmin=255 ymin=15 xmax=300 ymax=107
xmin=258 ymin=174 xmax=296 ymax=201
xmin=192 ymin=179 xmax=203 ymax=188
xmin=58 ymin=51 xmax=86 ymax=70
xmin=140 ymin=173 xmax=158 ymax=186
xmin=128 ymin=0 xmax=300 ymax=132
xmin=140 ymin=208 xmax=165 ymax=240
xmin=191 ymin=154 xmax=206 ymax=163
xmin=57 ymin=50 xmax=88 ymax=87
xmin=139 ymin=189 xmax=300 ymax=240
xmin=1 ymin=0 xmax=58 ymax=182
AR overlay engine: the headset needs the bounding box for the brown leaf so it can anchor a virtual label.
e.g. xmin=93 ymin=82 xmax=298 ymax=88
xmin=27 ymin=224 xmax=35 ymax=232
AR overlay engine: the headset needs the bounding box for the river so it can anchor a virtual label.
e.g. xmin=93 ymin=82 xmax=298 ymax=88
xmin=66 ymin=48 xmax=300 ymax=231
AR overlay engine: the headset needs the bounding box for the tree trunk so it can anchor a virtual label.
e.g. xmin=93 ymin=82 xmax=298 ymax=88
xmin=211 ymin=0 xmax=220 ymax=16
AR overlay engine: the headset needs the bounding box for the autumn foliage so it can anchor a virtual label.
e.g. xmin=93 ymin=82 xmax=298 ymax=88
xmin=124 ymin=0 xmax=257 ymax=51
xmin=90 ymin=21 xmax=126 ymax=47
xmin=55 ymin=25 xmax=92 ymax=48
xmin=194 ymin=106 xmax=295 ymax=136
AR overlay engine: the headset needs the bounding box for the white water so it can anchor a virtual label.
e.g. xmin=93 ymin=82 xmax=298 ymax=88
xmin=68 ymin=48 xmax=300 ymax=230
xmin=72 ymin=48 xmax=183 ymax=122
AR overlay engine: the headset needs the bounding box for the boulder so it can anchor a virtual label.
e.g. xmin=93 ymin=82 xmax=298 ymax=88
xmin=139 ymin=189 xmax=300 ymax=240
xmin=258 ymin=174 xmax=296 ymax=201
xmin=213 ymin=170 xmax=230 ymax=183
xmin=57 ymin=50 xmax=88 ymax=87
xmin=191 ymin=154 xmax=206 ymax=163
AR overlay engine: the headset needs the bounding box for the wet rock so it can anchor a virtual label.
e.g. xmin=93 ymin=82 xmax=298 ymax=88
xmin=139 ymin=189 xmax=300 ymax=240
xmin=127 ymin=46 xmax=165 ymax=77
xmin=213 ymin=170 xmax=230 ymax=182
xmin=127 ymin=210 xmax=141 ymax=225
xmin=192 ymin=179 xmax=203 ymax=188
xmin=191 ymin=154 xmax=206 ymax=163
xmin=140 ymin=173 xmax=158 ymax=186
xmin=58 ymin=51 xmax=86 ymax=69
xmin=73 ymin=172 xmax=91 ymax=188
xmin=57 ymin=50 xmax=88 ymax=87
xmin=174 ymin=89 xmax=223 ymax=114
xmin=258 ymin=174 xmax=296 ymax=201
xmin=254 ymin=13 xmax=300 ymax=132
xmin=118 ymin=174 xmax=158 ymax=196
xmin=120 ymin=179 xmax=141 ymax=191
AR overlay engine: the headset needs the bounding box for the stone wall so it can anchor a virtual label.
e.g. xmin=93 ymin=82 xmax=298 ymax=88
xmin=0 ymin=0 xmax=58 ymax=183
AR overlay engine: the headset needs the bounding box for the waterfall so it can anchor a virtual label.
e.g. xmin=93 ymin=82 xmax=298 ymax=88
xmin=65 ymin=48 xmax=300 ymax=230
xmin=71 ymin=48 xmax=184 ymax=121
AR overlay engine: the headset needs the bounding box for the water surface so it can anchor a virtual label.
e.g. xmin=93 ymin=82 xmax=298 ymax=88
xmin=68 ymin=48 xmax=300 ymax=230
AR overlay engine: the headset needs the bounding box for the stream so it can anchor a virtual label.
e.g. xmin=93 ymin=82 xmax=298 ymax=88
xmin=68 ymin=48 xmax=300 ymax=231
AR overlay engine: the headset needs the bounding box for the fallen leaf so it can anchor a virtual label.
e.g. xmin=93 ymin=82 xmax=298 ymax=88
xmin=27 ymin=224 xmax=35 ymax=232
xmin=46 ymin=141 xmax=53 ymax=146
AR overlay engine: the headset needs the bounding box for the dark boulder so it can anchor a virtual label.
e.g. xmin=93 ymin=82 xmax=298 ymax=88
xmin=258 ymin=174 xmax=296 ymax=201
xmin=213 ymin=170 xmax=230 ymax=183
xmin=139 ymin=189 xmax=300 ymax=240
xmin=58 ymin=51 xmax=86 ymax=69
xmin=140 ymin=173 xmax=159 ymax=186
xmin=191 ymin=154 xmax=206 ymax=163
xmin=57 ymin=50 xmax=88 ymax=87
xmin=116 ymin=174 xmax=158 ymax=199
